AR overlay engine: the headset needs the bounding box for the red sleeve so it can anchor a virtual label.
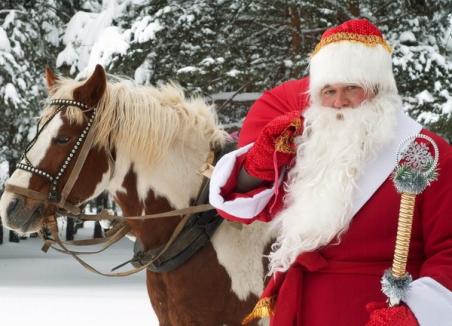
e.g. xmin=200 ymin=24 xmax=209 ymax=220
xmin=215 ymin=154 xmax=285 ymax=224
xmin=418 ymin=131 xmax=452 ymax=290
xmin=238 ymin=77 xmax=310 ymax=147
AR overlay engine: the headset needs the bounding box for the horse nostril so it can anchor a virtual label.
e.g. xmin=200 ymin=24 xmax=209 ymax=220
xmin=7 ymin=198 xmax=21 ymax=217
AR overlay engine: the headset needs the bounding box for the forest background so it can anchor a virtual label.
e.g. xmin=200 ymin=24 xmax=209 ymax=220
xmin=1 ymin=0 xmax=451 ymax=185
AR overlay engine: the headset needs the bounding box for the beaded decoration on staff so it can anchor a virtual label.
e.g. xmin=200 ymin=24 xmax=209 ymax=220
xmin=381 ymin=134 xmax=439 ymax=306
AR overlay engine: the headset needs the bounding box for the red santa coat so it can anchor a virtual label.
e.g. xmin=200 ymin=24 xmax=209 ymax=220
xmin=209 ymin=78 xmax=452 ymax=325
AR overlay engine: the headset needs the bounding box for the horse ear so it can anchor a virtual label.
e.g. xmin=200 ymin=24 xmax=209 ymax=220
xmin=45 ymin=66 xmax=58 ymax=93
xmin=73 ymin=64 xmax=107 ymax=107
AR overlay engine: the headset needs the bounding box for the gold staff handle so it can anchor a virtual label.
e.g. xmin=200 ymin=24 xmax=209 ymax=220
xmin=391 ymin=192 xmax=416 ymax=278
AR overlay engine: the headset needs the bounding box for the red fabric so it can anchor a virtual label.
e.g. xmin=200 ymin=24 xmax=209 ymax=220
xmin=243 ymin=110 xmax=303 ymax=181
xmin=322 ymin=18 xmax=383 ymax=39
xmin=238 ymin=78 xmax=310 ymax=147
xmin=219 ymin=129 xmax=452 ymax=325
xmin=263 ymin=252 xmax=422 ymax=326
xmin=366 ymin=302 xmax=419 ymax=326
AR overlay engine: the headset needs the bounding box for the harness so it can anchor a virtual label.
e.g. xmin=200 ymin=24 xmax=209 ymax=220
xmin=129 ymin=143 xmax=235 ymax=273
xmin=6 ymin=98 xmax=232 ymax=276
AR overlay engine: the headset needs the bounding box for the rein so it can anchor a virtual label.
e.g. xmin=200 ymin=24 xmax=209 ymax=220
xmin=6 ymin=98 xmax=218 ymax=276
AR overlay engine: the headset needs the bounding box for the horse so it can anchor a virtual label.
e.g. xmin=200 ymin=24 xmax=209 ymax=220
xmin=0 ymin=65 xmax=273 ymax=325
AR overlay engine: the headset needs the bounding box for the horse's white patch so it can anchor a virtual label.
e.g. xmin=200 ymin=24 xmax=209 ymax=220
xmin=109 ymin=141 xmax=207 ymax=210
xmin=0 ymin=114 xmax=63 ymax=221
xmin=136 ymin=146 xmax=206 ymax=208
xmin=211 ymin=221 xmax=274 ymax=301
xmin=107 ymin=147 xmax=132 ymax=197
xmin=84 ymin=166 xmax=111 ymax=203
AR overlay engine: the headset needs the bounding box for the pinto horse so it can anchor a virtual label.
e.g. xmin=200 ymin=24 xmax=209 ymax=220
xmin=0 ymin=65 xmax=272 ymax=325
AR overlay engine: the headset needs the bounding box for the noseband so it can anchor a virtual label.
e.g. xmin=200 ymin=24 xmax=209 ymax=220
xmin=6 ymin=99 xmax=98 ymax=215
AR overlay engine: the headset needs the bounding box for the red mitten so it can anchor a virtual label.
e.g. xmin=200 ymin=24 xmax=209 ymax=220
xmin=366 ymin=302 xmax=419 ymax=326
xmin=244 ymin=110 xmax=303 ymax=181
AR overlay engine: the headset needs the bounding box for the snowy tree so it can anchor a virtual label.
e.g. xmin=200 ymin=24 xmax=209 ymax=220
xmin=0 ymin=1 xmax=84 ymax=242
xmin=2 ymin=0 xmax=451 ymax=147
xmin=0 ymin=0 xmax=74 ymax=170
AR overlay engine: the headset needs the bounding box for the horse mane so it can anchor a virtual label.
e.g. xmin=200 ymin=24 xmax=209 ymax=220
xmin=42 ymin=77 xmax=227 ymax=167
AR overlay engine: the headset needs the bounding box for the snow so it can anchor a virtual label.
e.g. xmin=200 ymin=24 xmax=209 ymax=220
xmin=0 ymin=161 xmax=8 ymax=184
xmin=4 ymin=83 xmax=20 ymax=105
xmin=42 ymin=21 xmax=60 ymax=47
xmin=416 ymin=90 xmax=434 ymax=105
xmin=0 ymin=226 xmax=158 ymax=326
xmin=134 ymin=59 xmax=152 ymax=84
xmin=86 ymin=26 xmax=130 ymax=72
xmin=131 ymin=16 xmax=162 ymax=43
xmin=226 ymin=69 xmax=241 ymax=77
xmin=417 ymin=111 xmax=439 ymax=124
xmin=57 ymin=0 xmax=124 ymax=77
xmin=284 ymin=59 xmax=293 ymax=68
xmin=439 ymin=89 xmax=452 ymax=115
xmin=0 ymin=27 xmax=11 ymax=51
xmin=200 ymin=56 xmax=215 ymax=66
xmin=2 ymin=10 xmax=16 ymax=30
xmin=177 ymin=66 xmax=199 ymax=74
xmin=399 ymin=31 xmax=416 ymax=43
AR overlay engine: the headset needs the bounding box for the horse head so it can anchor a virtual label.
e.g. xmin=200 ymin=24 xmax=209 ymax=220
xmin=0 ymin=65 xmax=111 ymax=234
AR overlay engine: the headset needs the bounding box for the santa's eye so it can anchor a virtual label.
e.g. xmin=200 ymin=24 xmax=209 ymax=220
xmin=322 ymin=89 xmax=336 ymax=96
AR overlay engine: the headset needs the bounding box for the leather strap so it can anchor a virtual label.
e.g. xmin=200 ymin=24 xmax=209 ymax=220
xmin=59 ymin=117 xmax=97 ymax=208
xmin=76 ymin=203 xmax=214 ymax=221
xmin=5 ymin=183 xmax=48 ymax=202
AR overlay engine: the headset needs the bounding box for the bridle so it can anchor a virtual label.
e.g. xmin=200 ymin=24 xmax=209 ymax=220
xmin=6 ymin=99 xmax=98 ymax=215
xmin=5 ymin=97 xmax=219 ymax=277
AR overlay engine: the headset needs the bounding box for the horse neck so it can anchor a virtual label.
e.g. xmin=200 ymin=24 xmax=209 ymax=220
xmin=108 ymin=141 xmax=207 ymax=249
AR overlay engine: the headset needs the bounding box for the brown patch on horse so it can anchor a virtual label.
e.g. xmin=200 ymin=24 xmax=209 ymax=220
xmin=45 ymin=66 xmax=58 ymax=93
xmin=26 ymin=115 xmax=109 ymax=214
xmin=117 ymin=172 xmax=260 ymax=325
xmin=114 ymin=165 xmax=180 ymax=250
xmin=73 ymin=64 xmax=107 ymax=107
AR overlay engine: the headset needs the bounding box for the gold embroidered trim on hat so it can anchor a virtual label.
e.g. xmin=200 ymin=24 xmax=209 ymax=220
xmin=241 ymin=296 xmax=275 ymax=325
xmin=312 ymin=32 xmax=392 ymax=56
xmin=275 ymin=117 xmax=302 ymax=154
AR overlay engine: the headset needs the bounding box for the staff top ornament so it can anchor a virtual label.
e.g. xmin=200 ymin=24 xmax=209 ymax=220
xmin=393 ymin=134 xmax=439 ymax=195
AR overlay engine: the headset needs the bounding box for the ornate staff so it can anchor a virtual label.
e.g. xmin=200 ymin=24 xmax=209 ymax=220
xmin=381 ymin=134 xmax=439 ymax=306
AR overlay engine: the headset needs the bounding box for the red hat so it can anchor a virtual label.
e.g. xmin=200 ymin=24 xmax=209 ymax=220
xmin=309 ymin=19 xmax=397 ymax=101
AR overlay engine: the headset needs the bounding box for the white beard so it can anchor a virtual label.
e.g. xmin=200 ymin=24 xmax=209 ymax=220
xmin=268 ymin=93 xmax=401 ymax=275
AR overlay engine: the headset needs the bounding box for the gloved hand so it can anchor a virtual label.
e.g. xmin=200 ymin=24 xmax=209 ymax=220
xmin=244 ymin=110 xmax=303 ymax=181
xmin=366 ymin=302 xmax=419 ymax=326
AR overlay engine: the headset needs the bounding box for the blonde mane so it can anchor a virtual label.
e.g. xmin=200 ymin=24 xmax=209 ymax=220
xmin=43 ymin=77 xmax=227 ymax=167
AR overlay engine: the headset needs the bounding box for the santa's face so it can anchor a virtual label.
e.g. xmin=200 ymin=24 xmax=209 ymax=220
xmin=320 ymin=83 xmax=373 ymax=109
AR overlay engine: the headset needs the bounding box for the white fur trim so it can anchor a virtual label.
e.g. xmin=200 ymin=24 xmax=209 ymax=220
xmin=209 ymin=143 xmax=277 ymax=219
xmin=403 ymin=277 xmax=452 ymax=326
xmin=309 ymin=42 xmax=397 ymax=100
xmin=350 ymin=110 xmax=422 ymax=216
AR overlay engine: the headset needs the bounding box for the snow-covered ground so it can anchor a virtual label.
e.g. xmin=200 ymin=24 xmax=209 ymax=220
xmin=0 ymin=225 xmax=158 ymax=325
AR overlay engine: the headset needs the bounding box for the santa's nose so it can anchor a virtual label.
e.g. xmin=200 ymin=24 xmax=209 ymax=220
xmin=332 ymin=92 xmax=350 ymax=109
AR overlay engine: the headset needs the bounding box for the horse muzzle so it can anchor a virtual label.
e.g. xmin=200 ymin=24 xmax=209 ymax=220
xmin=0 ymin=192 xmax=46 ymax=234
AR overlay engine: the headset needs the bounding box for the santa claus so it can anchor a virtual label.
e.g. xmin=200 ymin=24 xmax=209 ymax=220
xmin=209 ymin=19 xmax=452 ymax=325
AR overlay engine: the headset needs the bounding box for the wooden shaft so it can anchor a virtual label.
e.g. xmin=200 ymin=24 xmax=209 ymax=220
xmin=391 ymin=192 xmax=416 ymax=278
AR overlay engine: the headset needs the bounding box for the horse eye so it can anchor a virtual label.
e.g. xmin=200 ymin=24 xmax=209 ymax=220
xmin=54 ymin=136 xmax=71 ymax=144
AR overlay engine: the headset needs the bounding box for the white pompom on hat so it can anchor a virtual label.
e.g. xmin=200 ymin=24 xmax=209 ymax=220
xmin=309 ymin=19 xmax=397 ymax=101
